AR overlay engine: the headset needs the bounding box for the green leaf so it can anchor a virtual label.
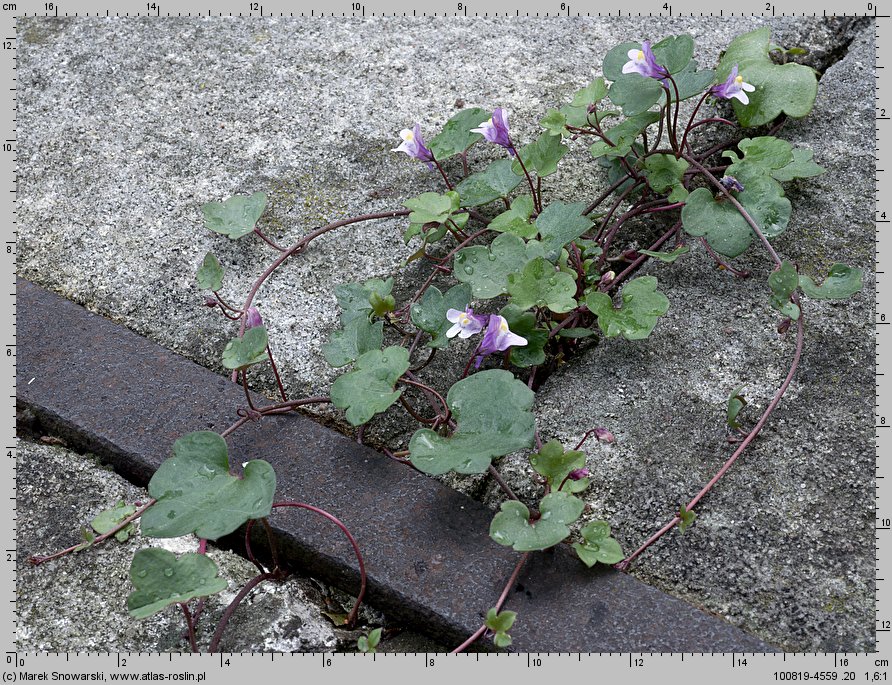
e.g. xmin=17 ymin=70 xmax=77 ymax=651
xmin=770 ymin=148 xmax=826 ymax=183
xmin=453 ymin=233 xmax=534 ymax=299
xmin=585 ymin=276 xmax=669 ymax=340
xmin=571 ymin=78 xmax=609 ymax=107
xmin=572 ymin=520 xmax=624 ymax=567
xmin=723 ymin=136 xmax=793 ymax=172
xmin=651 ymin=34 xmax=695 ymax=74
xmin=535 ymin=201 xmax=593 ymax=262
xmin=330 ymin=347 xmax=410 ymax=426
xmin=357 ymin=627 xmax=382 ymax=653
xmin=455 ymin=159 xmax=524 ymax=207
xmin=141 ymin=431 xmax=276 ymax=540
xmin=558 ymin=327 xmax=596 ymax=338
xmin=507 ymin=257 xmax=577 ymax=314
xmin=681 ymin=174 xmax=791 ymax=257
xmin=409 ymin=370 xmax=535 ymax=475
xmin=489 ymin=196 xmax=537 ymax=239
xmin=540 ymin=109 xmax=569 ymax=137
xmin=74 ymin=527 xmax=95 ymax=553
xmin=727 ymin=384 xmax=747 ymax=429
xmin=512 ymin=133 xmax=568 ymax=178
xmin=493 ymin=632 xmax=513 ymax=649
xmin=589 ymin=112 xmax=660 ymax=159
xmin=671 ymin=61 xmax=716 ymax=101
xmin=717 ymin=27 xmax=818 ymax=128
xmin=799 ymin=264 xmax=863 ymax=300
xmin=368 ymin=291 xmax=395 ymax=317
xmin=322 ymin=316 xmax=384 ymax=368
xmin=485 ymin=608 xmax=517 ymax=634
xmin=91 ymin=500 xmax=137 ymax=543
xmin=202 ymin=192 xmax=267 ymax=240
xmin=499 ymin=304 xmax=547 ymax=368
xmin=221 ymin=326 xmax=269 ymax=371
xmin=529 ymin=440 xmax=588 ymax=493
xmin=403 ymin=191 xmax=459 ymax=225
xmin=410 ymin=284 xmax=472 ymax=349
xmin=768 ymin=261 xmax=801 ymax=320
xmin=429 ymin=108 xmax=490 ymax=159
xmin=642 ymin=154 xmax=689 ymax=202
xmin=196 ymin=253 xmax=224 ymax=291
xmin=127 ymin=548 xmax=228 ymax=619
xmin=603 ymin=41 xmax=643 ymax=81
xmin=489 ymin=492 xmax=584 ymax=552
xmin=678 ymin=505 xmax=697 ymax=534
xmin=608 ymin=75 xmax=664 ymax=116
xmin=639 ymin=246 xmax=690 ymax=263
xmin=335 ymin=278 xmax=394 ymax=316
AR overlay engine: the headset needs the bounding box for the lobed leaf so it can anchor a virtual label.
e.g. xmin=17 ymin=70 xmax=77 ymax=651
xmin=331 ymin=347 xmax=410 ymax=426
xmin=799 ymin=264 xmax=863 ymax=300
xmin=222 ymin=326 xmax=269 ymax=371
xmin=489 ymin=492 xmax=584 ymax=552
xmin=768 ymin=261 xmax=801 ymax=320
xmin=196 ymin=252 xmax=224 ymax=291
xmin=453 ymin=233 xmax=537 ymax=299
xmin=535 ymin=201 xmax=593 ymax=262
xmin=572 ymin=520 xmax=624 ymax=567
xmin=507 ymin=257 xmax=578 ymax=314
xmin=642 ymin=154 xmax=689 ymax=202
xmin=489 ymin=196 xmax=537 ymax=239
xmin=127 ymin=548 xmax=228 ymax=619
xmin=202 ymin=192 xmax=268 ymax=240
xmin=429 ymin=108 xmax=490 ymax=159
xmin=585 ymin=276 xmax=669 ymax=340
xmin=409 ymin=284 xmax=472 ymax=349
xmin=322 ymin=316 xmax=384 ymax=368
xmin=512 ymin=133 xmax=568 ymax=178
xmin=455 ymin=159 xmax=524 ymax=206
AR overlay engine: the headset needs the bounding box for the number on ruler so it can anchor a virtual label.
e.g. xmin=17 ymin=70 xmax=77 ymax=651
xmin=457 ymin=2 xmax=463 ymax=9
xmin=249 ymin=2 xmax=259 ymax=9
xmin=45 ymin=2 xmax=54 ymax=9
xmin=146 ymin=2 xmax=158 ymax=10
xmin=882 ymin=518 xmax=891 ymax=527
xmin=351 ymin=2 xmax=360 ymax=8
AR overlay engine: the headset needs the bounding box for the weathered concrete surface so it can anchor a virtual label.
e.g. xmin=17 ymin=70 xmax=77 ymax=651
xmin=524 ymin=23 xmax=876 ymax=652
xmin=16 ymin=15 xmax=874 ymax=652
xmin=16 ymin=439 xmax=440 ymax=652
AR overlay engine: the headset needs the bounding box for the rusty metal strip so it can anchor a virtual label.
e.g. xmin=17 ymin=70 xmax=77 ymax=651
xmin=16 ymin=278 xmax=775 ymax=651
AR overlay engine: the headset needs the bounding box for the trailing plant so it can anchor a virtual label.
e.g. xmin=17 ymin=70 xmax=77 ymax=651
xmin=29 ymin=27 xmax=862 ymax=653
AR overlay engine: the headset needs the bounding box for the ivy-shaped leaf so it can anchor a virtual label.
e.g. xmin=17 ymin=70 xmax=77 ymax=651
xmin=500 ymin=304 xmax=547 ymax=368
xmin=535 ymin=201 xmax=593 ymax=262
xmin=540 ymin=109 xmax=569 ymax=137
xmin=429 ymin=108 xmax=490 ymax=159
xmin=222 ymin=326 xmax=268 ymax=371
xmin=455 ymin=159 xmax=524 ymax=207
xmin=507 ymin=257 xmax=577 ymax=314
xmin=672 ymin=61 xmax=716 ymax=101
xmin=402 ymin=191 xmax=469 ymax=245
xmin=727 ymin=384 xmax=747 ymax=429
xmin=127 ymin=548 xmax=228 ymax=619
xmin=572 ymin=520 xmax=624 ymax=567
xmin=141 ymin=431 xmax=276 ymax=540
xmin=602 ymin=41 xmax=643 ymax=81
xmin=571 ymin=77 xmax=609 ymax=107
xmin=196 ymin=253 xmax=224 ymax=291
xmin=409 ymin=284 xmax=472 ymax=349
xmin=770 ymin=148 xmax=825 ymax=183
xmin=489 ymin=196 xmax=537 ymax=239
xmin=485 ymin=608 xmax=517 ymax=649
xmin=91 ymin=500 xmax=137 ymax=543
xmin=512 ymin=133 xmax=568 ymax=178
xmin=642 ymin=154 xmax=689 ymax=202
xmin=529 ymin=440 xmax=589 ymax=494
xmin=334 ymin=278 xmax=394 ymax=317
xmin=409 ymin=370 xmax=535 ymax=475
xmin=681 ymin=173 xmax=791 ymax=257
xmin=799 ymin=264 xmax=863 ymax=300
xmin=454 ymin=233 xmax=536 ymax=299
xmin=322 ymin=316 xmax=384 ymax=368
xmin=602 ymin=35 xmax=693 ymax=80
xmin=589 ymin=112 xmax=660 ymax=159
xmin=723 ymin=136 xmax=793 ymax=172
xmin=717 ymin=27 xmax=818 ymax=128
xmin=330 ymin=347 xmax=410 ymax=426
xmin=768 ymin=261 xmax=801 ymax=320
xmin=201 ymin=192 xmax=268 ymax=240
xmin=585 ymin=276 xmax=669 ymax=340
xmin=489 ymin=492 xmax=584 ymax=552
xmin=639 ymin=246 xmax=690 ymax=263
xmin=608 ymin=75 xmax=664 ymax=117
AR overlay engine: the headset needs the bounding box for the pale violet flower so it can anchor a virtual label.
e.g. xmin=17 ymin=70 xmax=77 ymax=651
xmin=720 ymin=175 xmax=745 ymax=193
xmin=621 ymin=41 xmax=666 ymax=80
xmin=471 ymin=108 xmax=514 ymax=155
xmin=445 ymin=308 xmax=486 ymax=339
xmin=245 ymin=306 xmax=263 ymax=329
xmin=475 ymin=315 xmax=527 ymax=367
xmin=392 ymin=123 xmax=434 ymax=163
xmin=710 ymin=65 xmax=755 ymax=105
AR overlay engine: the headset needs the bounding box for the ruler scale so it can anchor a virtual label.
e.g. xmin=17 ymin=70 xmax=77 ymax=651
xmin=5 ymin=1 xmax=887 ymax=681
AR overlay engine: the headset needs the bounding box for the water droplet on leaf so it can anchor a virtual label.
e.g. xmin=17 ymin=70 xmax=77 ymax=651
xmin=163 ymin=567 xmax=174 ymax=577
xmin=136 ymin=569 xmax=148 ymax=578
xmin=463 ymin=266 xmax=474 ymax=275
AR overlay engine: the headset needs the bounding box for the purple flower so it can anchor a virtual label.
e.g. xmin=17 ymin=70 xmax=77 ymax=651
xmin=471 ymin=108 xmax=515 ymax=155
xmin=392 ymin=123 xmax=434 ymax=163
xmin=474 ymin=315 xmax=527 ymax=367
xmin=710 ymin=65 xmax=755 ymax=105
xmin=720 ymin=175 xmax=745 ymax=193
xmin=568 ymin=468 xmax=590 ymax=481
xmin=593 ymin=428 xmax=615 ymax=444
xmin=445 ymin=307 xmax=486 ymax=339
xmin=245 ymin=306 xmax=263 ymax=329
xmin=621 ymin=41 xmax=667 ymax=80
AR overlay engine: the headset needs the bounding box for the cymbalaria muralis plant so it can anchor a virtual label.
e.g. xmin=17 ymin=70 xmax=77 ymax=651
xmin=29 ymin=27 xmax=863 ymax=653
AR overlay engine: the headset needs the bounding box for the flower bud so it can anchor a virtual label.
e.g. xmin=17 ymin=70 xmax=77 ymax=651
xmin=568 ymin=468 xmax=590 ymax=481
xmin=720 ymin=175 xmax=745 ymax=193
xmin=204 ymin=296 xmax=218 ymax=308
xmin=594 ymin=428 xmax=615 ymax=443
xmin=245 ymin=306 xmax=263 ymax=329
